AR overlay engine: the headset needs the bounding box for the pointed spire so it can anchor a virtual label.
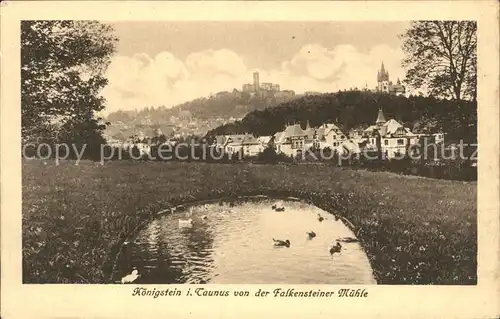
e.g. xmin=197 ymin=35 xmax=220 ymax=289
xmin=381 ymin=61 xmax=385 ymax=72
xmin=376 ymin=107 xmax=386 ymax=125
xmin=306 ymin=120 xmax=310 ymax=130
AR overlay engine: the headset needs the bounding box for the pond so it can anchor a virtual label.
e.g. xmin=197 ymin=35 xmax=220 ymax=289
xmin=112 ymin=198 xmax=376 ymax=284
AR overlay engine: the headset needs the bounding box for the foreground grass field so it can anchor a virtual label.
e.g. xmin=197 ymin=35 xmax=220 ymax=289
xmin=22 ymin=160 xmax=476 ymax=284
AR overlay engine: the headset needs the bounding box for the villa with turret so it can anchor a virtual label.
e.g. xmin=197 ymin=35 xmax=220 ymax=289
xmin=351 ymin=107 xmax=419 ymax=159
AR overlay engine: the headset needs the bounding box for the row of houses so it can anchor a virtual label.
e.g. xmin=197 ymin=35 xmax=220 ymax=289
xmin=213 ymin=134 xmax=271 ymax=157
xmin=108 ymin=107 xmax=446 ymax=160
xmin=213 ymin=108 xmax=445 ymax=159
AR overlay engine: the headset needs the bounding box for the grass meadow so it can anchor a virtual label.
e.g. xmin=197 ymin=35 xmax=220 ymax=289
xmin=22 ymin=160 xmax=477 ymax=284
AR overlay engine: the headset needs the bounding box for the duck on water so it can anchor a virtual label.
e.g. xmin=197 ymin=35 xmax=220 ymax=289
xmin=306 ymin=231 xmax=316 ymax=239
xmin=271 ymin=202 xmax=285 ymax=212
xmin=329 ymin=242 xmax=342 ymax=255
xmin=273 ymin=238 xmax=291 ymax=248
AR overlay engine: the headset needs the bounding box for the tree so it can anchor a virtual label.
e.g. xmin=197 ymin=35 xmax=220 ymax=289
xmin=400 ymin=21 xmax=477 ymax=101
xmin=21 ymin=21 xmax=117 ymax=145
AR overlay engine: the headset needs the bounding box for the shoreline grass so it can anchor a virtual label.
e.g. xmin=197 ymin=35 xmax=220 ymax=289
xmin=22 ymin=160 xmax=476 ymax=284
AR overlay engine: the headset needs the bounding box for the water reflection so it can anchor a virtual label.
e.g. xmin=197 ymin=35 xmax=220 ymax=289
xmin=113 ymin=198 xmax=376 ymax=284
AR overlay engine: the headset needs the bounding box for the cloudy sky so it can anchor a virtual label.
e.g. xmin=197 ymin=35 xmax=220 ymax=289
xmin=100 ymin=21 xmax=411 ymax=114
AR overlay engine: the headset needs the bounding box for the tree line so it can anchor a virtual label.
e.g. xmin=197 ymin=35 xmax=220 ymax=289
xmin=206 ymin=91 xmax=477 ymax=144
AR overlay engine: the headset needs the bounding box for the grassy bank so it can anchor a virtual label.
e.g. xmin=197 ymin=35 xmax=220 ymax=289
xmin=22 ymin=160 xmax=476 ymax=284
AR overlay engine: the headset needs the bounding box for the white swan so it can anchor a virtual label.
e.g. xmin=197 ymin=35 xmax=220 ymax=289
xmin=121 ymin=269 xmax=139 ymax=284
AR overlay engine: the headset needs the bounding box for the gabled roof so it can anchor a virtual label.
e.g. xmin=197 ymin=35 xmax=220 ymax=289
xmin=363 ymin=118 xmax=416 ymax=138
xmin=284 ymin=124 xmax=307 ymax=137
xmin=273 ymin=131 xmax=287 ymax=144
xmin=363 ymin=125 xmax=378 ymax=133
xmin=324 ymin=123 xmax=341 ymax=131
xmin=257 ymin=136 xmax=272 ymax=144
xmin=241 ymin=135 xmax=259 ymax=145
xmin=383 ymin=119 xmax=403 ymax=135
xmin=310 ymin=123 xmax=343 ymax=138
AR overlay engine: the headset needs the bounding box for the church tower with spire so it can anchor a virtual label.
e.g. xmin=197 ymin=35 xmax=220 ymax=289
xmin=377 ymin=62 xmax=390 ymax=93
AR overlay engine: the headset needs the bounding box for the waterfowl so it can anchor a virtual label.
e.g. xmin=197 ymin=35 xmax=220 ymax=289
xmin=179 ymin=218 xmax=193 ymax=228
xmin=337 ymin=237 xmax=358 ymax=243
xmin=271 ymin=204 xmax=277 ymax=210
xmin=273 ymin=238 xmax=291 ymax=248
xmin=121 ymin=269 xmax=139 ymax=284
xmin=329 ymin=242 xmax=342 ymax=255
xmin=275 ymin=207 xmax=285 ymax=212
xmin=334 ymin=215 xmax=340 ymax=221
xmin=317 ymin=214 xmax=324 ymax=222
xmin=307 ymin=231 xmax=317 ymax=239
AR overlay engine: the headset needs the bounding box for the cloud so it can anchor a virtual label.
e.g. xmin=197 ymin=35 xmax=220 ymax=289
xmin=100 ymin=44 xmax=405 ymax=114
xmin=282 ymin=44 xmax=405 ymax=89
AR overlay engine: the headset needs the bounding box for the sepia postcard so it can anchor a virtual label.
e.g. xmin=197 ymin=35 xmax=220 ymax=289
xmin=1 ymin=1 xmax=499 ymax=318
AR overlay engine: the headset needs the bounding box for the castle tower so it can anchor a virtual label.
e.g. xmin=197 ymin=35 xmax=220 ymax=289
xmin=377 ymin=62 xmax=390 ymax=92
xmin=253 ymin=71 xmax=260 ymax=92
xmin=376 ymin=107 xmax=386 ymax=126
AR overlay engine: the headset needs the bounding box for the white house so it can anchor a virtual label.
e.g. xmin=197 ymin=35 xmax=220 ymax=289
xmin=214 ymin=134 xmax=245 ymax=156
xmin=273 ymin=123 xmax=308 ymax=157
xmin=360 ymin=108 xmax=419 ymax=158
xmin=214 ymin=133 xmax=261 ymax=157
xmin=241 ymin=134 xmax=261 ymax=157
xmin=273 ymin=121 xmax=355 ymax=157
xmin=322 ymin=123 xmax=349 ymax=154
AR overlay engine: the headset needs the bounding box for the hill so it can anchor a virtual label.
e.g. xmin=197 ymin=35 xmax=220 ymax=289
xmin=206 ymin=91 xmax=477 ymax=142
xmin=103 ymin=89 xmax=298 ymax=141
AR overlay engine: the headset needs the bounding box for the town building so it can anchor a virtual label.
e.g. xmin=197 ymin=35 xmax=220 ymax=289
xmin=357 ymin=107 xmax=419 ymax=158
xmin=214 ymin=133 xmax=261 ymax=158
xmin=241 ymin=134 xmax=261 ymax=157
xmin=272 ymin=121 xmax=356 ymax=157
xmin=376 ymin=62 xmax=405 ymax=96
